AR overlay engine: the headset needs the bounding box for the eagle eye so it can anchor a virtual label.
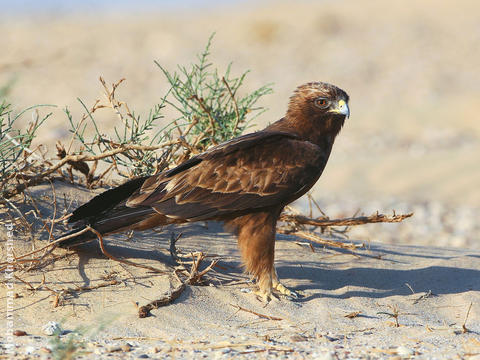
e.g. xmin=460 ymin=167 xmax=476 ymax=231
xmin=314 ymin=98 xmax=330 ymax=109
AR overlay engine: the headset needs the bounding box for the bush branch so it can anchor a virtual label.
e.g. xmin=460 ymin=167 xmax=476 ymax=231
xmin=280 ymin=212 xmax=413 ymax=227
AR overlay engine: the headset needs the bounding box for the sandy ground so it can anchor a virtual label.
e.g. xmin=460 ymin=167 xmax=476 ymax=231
xmin=1 ymin=180 xmax=480 ymax=359
xmin=1 ymin=0 xmax=480 ymax=358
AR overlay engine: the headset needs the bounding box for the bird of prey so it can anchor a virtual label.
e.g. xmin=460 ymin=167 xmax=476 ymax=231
xmin=59 ymin=82 xmax=350 ymax=301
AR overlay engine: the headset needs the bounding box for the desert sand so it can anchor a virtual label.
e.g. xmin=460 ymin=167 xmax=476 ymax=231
xmin=2 ymin=182 xmax=480 ymax=359
xmin=1 ymin=0 xmax=480 ymax=358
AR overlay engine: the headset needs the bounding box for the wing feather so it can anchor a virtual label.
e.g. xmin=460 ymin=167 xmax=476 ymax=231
xmin=126 ymin=130 xmax=327 ymax=220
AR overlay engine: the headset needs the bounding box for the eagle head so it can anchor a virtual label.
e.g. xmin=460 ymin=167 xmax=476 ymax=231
xmin=288 ymin=82 xmax=350 ymax=120
xmin=283 ymin=82 xmax=350 ymax=141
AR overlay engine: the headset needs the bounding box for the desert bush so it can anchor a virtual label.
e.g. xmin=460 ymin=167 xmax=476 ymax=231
xmin=0 ymin=34 xmax=272 ymax=196
xmin=0 ymin=102 xmax=53 ymax=191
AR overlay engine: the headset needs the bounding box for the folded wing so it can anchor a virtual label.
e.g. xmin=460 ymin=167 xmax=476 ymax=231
xmin=126 ymin=131 xmax=327 ymax=221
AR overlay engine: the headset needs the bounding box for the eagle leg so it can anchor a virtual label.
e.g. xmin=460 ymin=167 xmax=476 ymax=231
xmin=233 ymin=210 xmax=284 ymax=302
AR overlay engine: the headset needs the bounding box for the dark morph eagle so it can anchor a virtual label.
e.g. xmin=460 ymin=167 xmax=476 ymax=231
xmin=59 ymin=82 xmax=350 ymax=301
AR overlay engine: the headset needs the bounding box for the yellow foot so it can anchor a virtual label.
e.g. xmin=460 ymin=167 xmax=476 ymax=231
xmin=273 ymin=282 xmax=299 ymax=299
xmin=253 ymin=289 xmax=278 ymax=303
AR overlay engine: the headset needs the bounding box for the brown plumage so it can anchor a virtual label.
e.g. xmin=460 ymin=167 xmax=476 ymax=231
xmin=60 ymin=82 xmax=350 ymax=300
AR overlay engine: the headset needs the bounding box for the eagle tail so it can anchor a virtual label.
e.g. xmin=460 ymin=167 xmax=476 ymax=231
xmin=58 ymin=205 xmax=158 ymax=248
xmin=57 ymin=227 xmax=98 ymax=247
xmin=58 ymin=176 xmax=154 ymax=248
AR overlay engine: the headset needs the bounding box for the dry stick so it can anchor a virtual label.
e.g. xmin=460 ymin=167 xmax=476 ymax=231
xmin=190 ymin=95 xmax=217 ymax=144
xmin=138 ymin=280 xmax=186 ymax=318
xmin=222 ymin=77 xmax=240 ymax=133
xmin=2 ymin=141 xmax=179 ymax=199
xmin=378 ymin=304 xmax=401 ymax=327
xmin=24 ymin=182 xmax=59 ymax=270
xmin=230 ymin=304 xmax=283 ymax=321
xmin=99 ymin=77 xmax=137 ymax=128
xmin=67 ymin=280 xmax=120 ymax=294
xmin=280 ymin=212 xmax=413 ymax=227
xmin=85 ymin=226 xmax=167 ymax=274
xmin=46 ymin=180 xmax=57 ymax=242
xmin=66 ymin=98 xmax=105 ymax=154
xmin=193 ymin=257 xmax=218 ymax=282
xmin=0 ymin=227 xmax=91 ymax=268
xmin=13 ymin=274 xmax=37 ymax=290
xmin=19 ymin=252 xmax=75 ymax=272
xmin=278 ymin=229 xmax=360 ymax=250
xmin=462 ymin=302 xmax=473 ymax=333
xmin=138 ymin=247 xmax=218 ymax=317
xmin=344 ymin=311 xmax=362 ymax=319
xmin=1 ymin=197 xmax=32 ymax=234
xmin=306 ymin=192 xmax=328 ymax=218
xmin=91 ymin=161 xmax=114 ymax=187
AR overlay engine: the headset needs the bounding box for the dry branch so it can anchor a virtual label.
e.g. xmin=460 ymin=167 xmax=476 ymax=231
xmin=137 ymin=241 xmax=218 ymax=317
xmin=190 ymin=95 xmax=217 ymax=143
xmin=222 ymin=77 xmax=240 ymax=132
xmin=138 ymin=280 xmax=186 ymax=318
xmin=277 ymin=229 xmax=361 ymax=250
xmin=67 ymin=280 xmax=120 ymax=294
xmin=2 ymin=142 xmax=178 ymax=199
xmin=230 ymin=304 xmax=283 ymax=321
xmin=0 ymin=227 xmax=91 ymax=271
xmin=278 ymin=211 xmax=412 ymax=250
xmin=280 ymin=212 xmax=413 ymax=227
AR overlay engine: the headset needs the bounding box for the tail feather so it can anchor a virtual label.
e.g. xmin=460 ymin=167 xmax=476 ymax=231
xmin=58 ymin=176 xmax=153 ymax=248
xmin=58 ymin=227 xmax=98 ymax=247
xmin=58 ymin=206 xmax=156 ymax=248
xmin=68 ymin=176 xmax=148 ymax=224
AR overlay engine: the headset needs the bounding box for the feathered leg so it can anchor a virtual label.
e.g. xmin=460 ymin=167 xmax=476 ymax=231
xmin=231 ymin=209 xmax=296 ymax=301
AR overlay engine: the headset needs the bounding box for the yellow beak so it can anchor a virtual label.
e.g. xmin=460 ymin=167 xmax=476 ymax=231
xmin=329 ymin=99 xmax=350 ymax=118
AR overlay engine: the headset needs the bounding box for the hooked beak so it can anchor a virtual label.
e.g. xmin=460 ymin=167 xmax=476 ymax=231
xmin=329 ymin=99 xmax=350 ymax=118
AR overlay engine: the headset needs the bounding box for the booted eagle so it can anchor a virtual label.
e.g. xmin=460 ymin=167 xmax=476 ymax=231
xmin=59 ymin=82 xmax=350 ymax=301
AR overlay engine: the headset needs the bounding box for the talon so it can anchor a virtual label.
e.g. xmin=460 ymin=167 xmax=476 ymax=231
xmin=274 ymin=282 xmax=299 ymax=299
xmin=254 ymin=289 xmax=277 ymax=303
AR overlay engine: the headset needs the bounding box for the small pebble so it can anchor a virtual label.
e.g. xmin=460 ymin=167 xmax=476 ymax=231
xmin=396 ymin=345 xmax=414 ymax=357
xmin=315 ymin=351 xmax=335 ymax=360
xmin=40 ymin=347 xmax=52 ymax=354
xmin=137 ymin=355 xmax=149 ymax=359
xmin=149 ymin=347 xmax=160 ymax=354
xmin=13 ymin=330 xmax=27 ymax=336
xmin=24 ymin=346 xmax=36 ymax=355
xmin=324 ymin=335 xmax=340 ymax=342
xmin=107 ymin=346 xmax=122 ymax=353
xmin=290 ymin=334 xmax=308 ymax=342
xmin=121 ymin=344 xmax=132 ymax=352
xmin=42 ymin=321 xmax=61 ymax=336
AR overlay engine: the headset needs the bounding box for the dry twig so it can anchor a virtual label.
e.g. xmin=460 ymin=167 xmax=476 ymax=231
xmin=462 ymin=302 xmax=473 ymax=333
xmin=280 ymin=212 xmax=413 ymax=227
xmin=2 ymin=142 xmax=177 ymax=199
xmin=138 ymin=280 xmax=186 ymax=318
xmin=222 ymin=77 xmax=240 ymax=132
xmin=344 ymin=311 xmax=362 ymax=319
xmin=137 ymin=240 xmax=219 ymax=317
xmin=230 ymin=304 xmax=283 ymax=321
xmin=278 ymin=228 xmax=361 ymax=250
